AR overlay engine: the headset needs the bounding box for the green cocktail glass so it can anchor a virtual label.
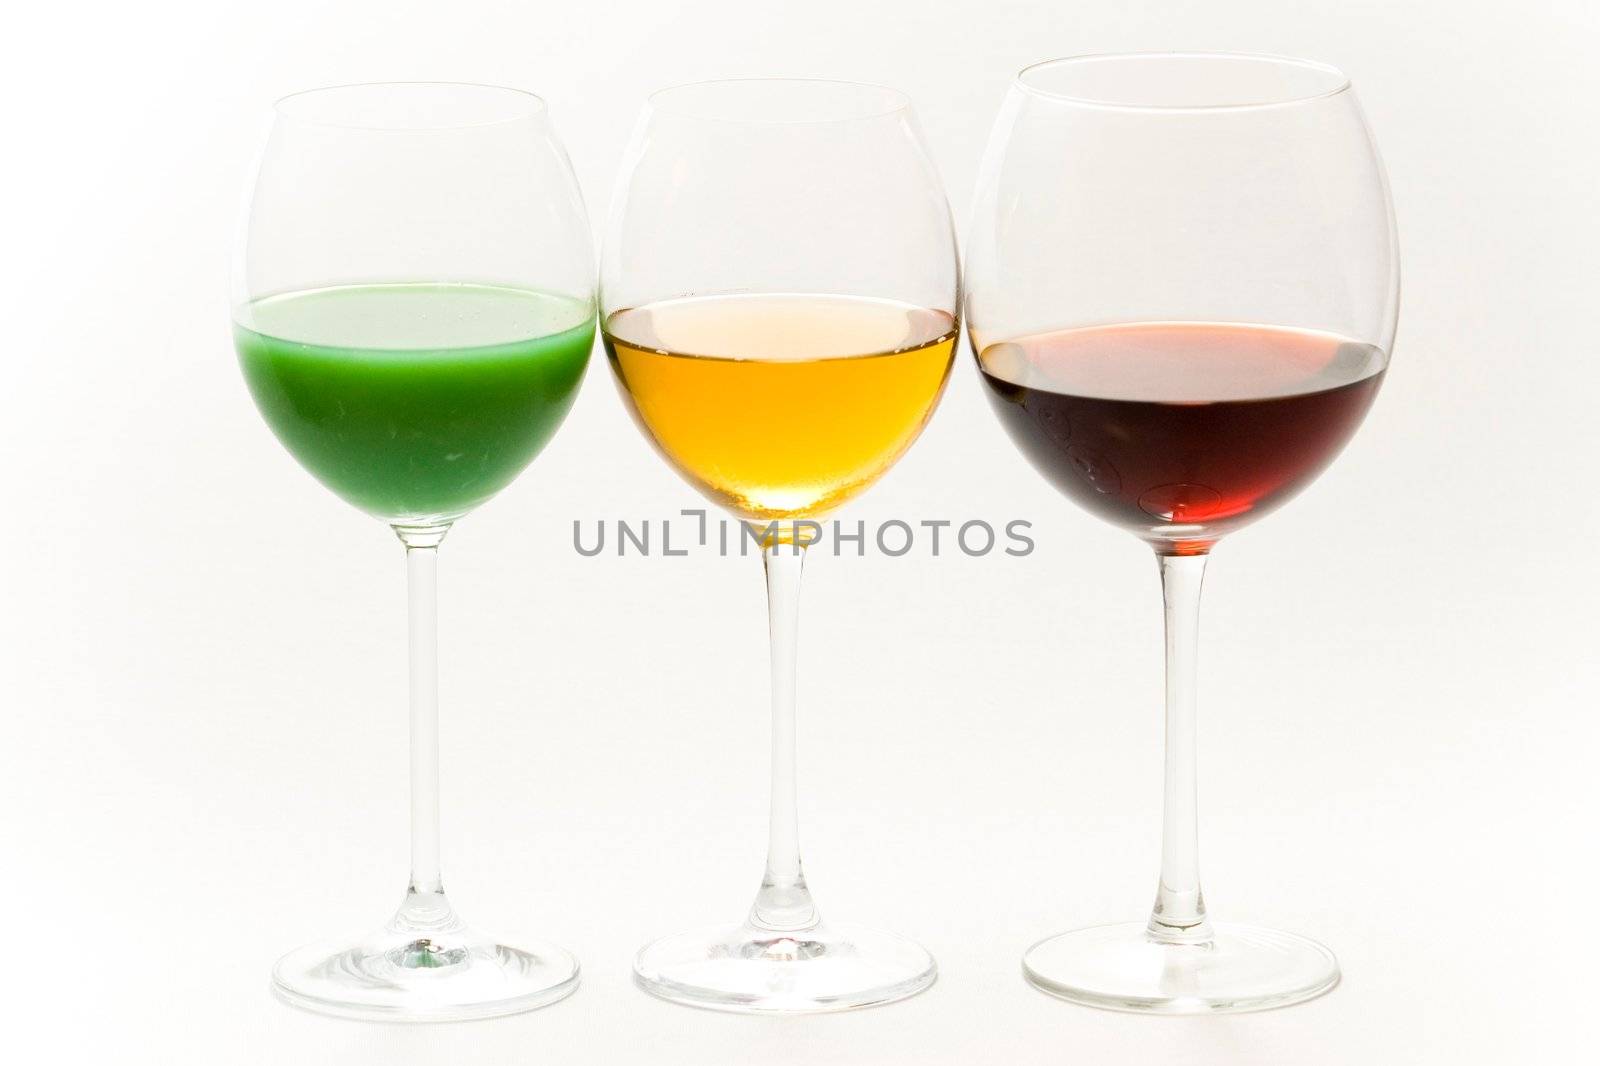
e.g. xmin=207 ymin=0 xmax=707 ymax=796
xmin=236 ymin=81 xmax=595 ymax=1022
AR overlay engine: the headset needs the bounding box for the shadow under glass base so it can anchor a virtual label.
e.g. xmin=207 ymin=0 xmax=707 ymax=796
xmin=1023 ymin=921 xmax=1338 ymax=1014
xmin=272 ymin=922 xmax=579 ymax=1022
xmin=634 ymin=920 xmax=935 ymax=1014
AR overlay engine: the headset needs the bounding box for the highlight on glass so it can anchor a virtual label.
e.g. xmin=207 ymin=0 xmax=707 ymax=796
xmin=601 ymin=78 xmax=959 ymax=1012
xmin=233 ymin=82 xmax=595 ymax=1020
xmin=966 ymin=53 xmax=1398 ymax=1013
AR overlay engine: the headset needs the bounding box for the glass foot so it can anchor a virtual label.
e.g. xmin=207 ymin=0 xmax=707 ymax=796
xmin=272 ymin=923 xmax=578 ymax=1021
xmin=1023 ymin=921 xmax=1338 ymax=1014
xmin=634 ymin=920 xmax=935 ymax=1013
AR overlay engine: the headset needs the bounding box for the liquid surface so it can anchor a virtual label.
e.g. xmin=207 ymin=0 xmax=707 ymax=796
xmin=236 ymin=283 xmax=594 ymax=524
xmin=977 ymin=322 xmax=1385 ymax=552
xmin=605 ymin=293 xmax=956 ymax=520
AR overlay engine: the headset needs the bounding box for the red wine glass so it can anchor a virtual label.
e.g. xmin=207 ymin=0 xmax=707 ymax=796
xmin=966 ymin=53 xmax=1398 ymax=1013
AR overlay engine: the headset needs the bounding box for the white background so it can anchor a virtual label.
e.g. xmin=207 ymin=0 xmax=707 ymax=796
xmin=3 ymin=1 xmax=1595 ymax=1062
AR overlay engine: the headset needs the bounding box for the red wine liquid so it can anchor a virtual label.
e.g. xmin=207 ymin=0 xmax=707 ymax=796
xmin=977 ymin=322 xmax=1385 ymax=553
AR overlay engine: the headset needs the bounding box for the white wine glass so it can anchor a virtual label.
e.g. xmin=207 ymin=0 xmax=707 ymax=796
xmin=233 ymin=82 xmax=595 ymax=1020
xmin=600 ymin=78 xmax=959 ymax=1013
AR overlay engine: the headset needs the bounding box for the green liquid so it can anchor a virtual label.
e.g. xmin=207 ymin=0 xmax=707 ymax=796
xmin=235 ymin=283 xmax=594 ymax=523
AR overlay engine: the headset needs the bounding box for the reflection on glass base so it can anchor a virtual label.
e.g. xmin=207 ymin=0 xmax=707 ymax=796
xmin=1023 ymin=922 xmax=1338 ymax=1014
xmin=272 ymin=925 xmax=579 ymax=1022
xmin=634 ymin=920 xmax=935 ymax=1014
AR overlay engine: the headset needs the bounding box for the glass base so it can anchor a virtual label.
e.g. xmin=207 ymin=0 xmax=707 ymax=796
xmin=1023 ymin=921 xmax=1338 ymax=1014
xmin=634 ymin=920 xmax=936 ymax=1014
xmin=272 ymin=923 xmax=579 ymax=1022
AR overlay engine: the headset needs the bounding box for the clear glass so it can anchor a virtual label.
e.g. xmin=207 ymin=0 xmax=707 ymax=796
xmin=233 ymin=82 xmax=595 ymax=1020
xmin=967 ymin=54 xmax=1398 ymax=1013
xmin=600 ymin=78 xmax=959 ymax=1012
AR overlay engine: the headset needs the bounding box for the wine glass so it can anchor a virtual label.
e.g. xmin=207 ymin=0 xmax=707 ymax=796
xmin=966 ymin=54 xmax=1398 ymax=1013
xmin=600 ymin=78 xmax=959 ymax=1013
xmin=233 ymin=82 xmax=595 ymax=1020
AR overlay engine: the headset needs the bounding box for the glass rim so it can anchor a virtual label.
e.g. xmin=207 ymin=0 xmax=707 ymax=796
xmin=645 ymin=76 xmax=912 ymax=125
xmin=1014 ymin=52 xmax=1352 ymax=113
xmin=272 ymin=81 xmax=548 ymax=131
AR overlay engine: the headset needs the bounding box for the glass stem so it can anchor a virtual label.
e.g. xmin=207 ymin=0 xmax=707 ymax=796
xmin=749 ymin=539 xmax=819 ymax=933
xmin=1147 ymin=551 xmax=1214 ymax=945
xmin=394 ymin=525 xmax=454 ymax=933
